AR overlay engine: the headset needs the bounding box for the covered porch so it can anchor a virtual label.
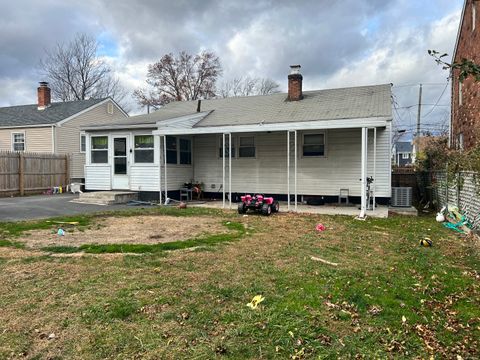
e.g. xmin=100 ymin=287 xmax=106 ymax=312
xmin=154 ymin=115 xmax=392 ymax=219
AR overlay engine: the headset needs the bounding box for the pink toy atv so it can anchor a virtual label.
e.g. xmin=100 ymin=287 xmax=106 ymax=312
xmin=238 ymin=194 xmax=279 ymax=216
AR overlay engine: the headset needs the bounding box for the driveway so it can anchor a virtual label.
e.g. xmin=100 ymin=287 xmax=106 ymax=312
xmin=0 ymin=194 xmax=133 ymax=221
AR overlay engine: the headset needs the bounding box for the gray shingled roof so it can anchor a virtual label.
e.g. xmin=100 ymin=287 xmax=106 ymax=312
xmin=396 ymin=141 xmax=413 ymax=153
xmin=85 ymin=84 xmax=392 ymax=129
xmin=0 ymin=98 xmax=106 ymax=127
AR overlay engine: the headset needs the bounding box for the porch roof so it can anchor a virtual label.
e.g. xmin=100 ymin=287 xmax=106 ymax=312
xmin=152 ymin=115 xmax=391 ymax=135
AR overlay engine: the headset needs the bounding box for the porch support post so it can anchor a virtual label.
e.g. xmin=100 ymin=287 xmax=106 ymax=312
xmin=373 ymin=128 xmax=377 ymax=211
xmin=287 ymin=130 xmax=290 ymax=211
xmin=163 ymin=135 xmax=168 ymax=202
xmin=359 ymin=127 xmax=367 ymax=218
xmin=228 ymin=133 xmax=232 ymax=209
xmin=158 ymin=135 xmax=162 ymax=205
xmin=222 ymin=133 xmax=226 ymax=209
xmin=294 ymin=130 xmax=298 ymax=212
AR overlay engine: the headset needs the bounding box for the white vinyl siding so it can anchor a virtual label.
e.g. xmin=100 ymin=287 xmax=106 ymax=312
xmin=85 ymin=165 xmax=111 ymax=190
xmin=193 ymin=128 xmax=390 ymax=197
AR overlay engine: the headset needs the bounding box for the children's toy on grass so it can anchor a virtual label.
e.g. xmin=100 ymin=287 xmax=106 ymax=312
xmin=238 ymin=194 xmax=279 ymax=216
xmin=420 ymin=237 xmax=432 ymax=247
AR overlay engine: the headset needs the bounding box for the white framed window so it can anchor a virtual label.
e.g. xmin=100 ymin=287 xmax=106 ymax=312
xmin=459 ymin=81 xmax=463 ymax=106
xmin=179 ymin=138 xmax=192 ymax=164
xmin=219 ymin=136 xmax=235 ymax=158
xmin=238 ymin=136 xmax=256 ymax=158
xmin=12 ymin=132 xmax=25 ymax=152
xmin=91 ymin=136 xmax=108 ymax=163
xmin=134 ymin=135 xmax=154 ymax=163
xmin=80 ymin=133 xmax=86 ymax=153
xmin=107 ymin=102 xmax=114 ymax=114
xmin=302 ymin=133 xmax=325 ymax=157
xmin=402 ymin=153 xmax=409 ymax=159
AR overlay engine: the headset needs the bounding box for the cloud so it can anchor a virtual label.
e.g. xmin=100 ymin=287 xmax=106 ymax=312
xmin=0 ymin=0 xmax=463 ymax=129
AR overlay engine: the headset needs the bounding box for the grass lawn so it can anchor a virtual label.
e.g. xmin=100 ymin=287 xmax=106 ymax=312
xmin=0 ymin=207 xmax=479 ymax=359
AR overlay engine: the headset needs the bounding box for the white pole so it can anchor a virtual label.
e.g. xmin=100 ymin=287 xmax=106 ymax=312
xmin=228 ymin=133 xmax=232 ymax=209
xmin=287 ymin=131 xmax=290 ymax=211
xmin=373 ymin=128 xmax=377 ymax=211
xmin=222 ymin=133 xmax=225 ymax=209
xmin=164 ymin=135 xmax=168 ymax=202
xmin=359 ymin=127 xmax=367 ymax=218
xmin=158 ymin=135 xmax=162 ymax=205
xmin=294 ymin=130 xmax=297 ymax=212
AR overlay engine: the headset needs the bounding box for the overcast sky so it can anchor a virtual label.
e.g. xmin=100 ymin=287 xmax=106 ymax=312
xmin=0 ymin=0 xmax=464 ymax=138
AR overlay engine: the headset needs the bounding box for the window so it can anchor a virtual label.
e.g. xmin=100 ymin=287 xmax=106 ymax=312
xmin=166 ymin=136 xmax=178 ymax=164
xmin=107 ymin=102 xmax=114 ymax=114
xmin=80 ymin=133 xmax=86 ymax=153
xmin=402 ymin=153 xmax=409 ymax=159
xmin=12 ymin=133 xmax=25 ymax=152
xmin=239 ymin=136 xmax=255 ymax=157
xmin=459 ymin=81 xmax=463 ymax=106
xmin=179 ymin=138 xmax=192 ymax=164
xmin=303 ymin=133 xmax=325 ymax=156
xmin=219 ymin=136 xmax=235 ymax=158
xmin=134 ymin=135 xmax=154 ymax=163
xmin=91 ymin=136 xmax=108 ymax=163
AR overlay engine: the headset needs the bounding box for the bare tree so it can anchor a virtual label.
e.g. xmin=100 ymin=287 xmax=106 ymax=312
xmin=40 ymin=33 xmax=126 ymax=104
xmin=133 ymin=51 xmax=222 ymax=109
xmin=218 ymin=77 xmax=280 ymax=98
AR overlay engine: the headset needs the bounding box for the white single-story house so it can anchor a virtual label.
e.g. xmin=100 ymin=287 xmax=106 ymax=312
xmin=82 ymin=66 xmax=392 ymax=217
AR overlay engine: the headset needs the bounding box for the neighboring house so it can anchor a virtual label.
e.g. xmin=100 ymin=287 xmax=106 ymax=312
xmin=393 ymin=141 xmax=413 ymax=166
xmin=451 ymin=0 xmax=480 ymax=151
xmin=83 ymin=65 xmax=392 ymax=216
xmin=0 ymin=82 xmax=128 ymax=182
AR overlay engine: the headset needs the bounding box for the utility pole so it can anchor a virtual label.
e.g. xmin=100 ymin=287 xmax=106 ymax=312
xmin=413 ymin=84 xmax=423 ymax=163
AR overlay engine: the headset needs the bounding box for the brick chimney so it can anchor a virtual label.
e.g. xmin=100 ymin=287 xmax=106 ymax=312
xmin=287 ymin=65 xmax=303 ymax=101
xmin=37 ymin=82 xmax=51 ymax=110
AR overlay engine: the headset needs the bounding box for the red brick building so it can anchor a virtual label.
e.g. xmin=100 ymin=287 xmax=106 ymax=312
xmin=451 ymin=0 xmax=480 ymax=150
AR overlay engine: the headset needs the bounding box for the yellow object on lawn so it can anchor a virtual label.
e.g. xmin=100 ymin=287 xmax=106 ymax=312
xmin=247 ymin=295 xmax=265 ymax=309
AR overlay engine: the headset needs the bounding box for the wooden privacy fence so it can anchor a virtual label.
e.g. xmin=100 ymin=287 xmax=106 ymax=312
xmin=0 ymin=151 xmax=69 ymax=197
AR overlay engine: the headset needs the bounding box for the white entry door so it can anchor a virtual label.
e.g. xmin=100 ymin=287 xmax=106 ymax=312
xmin=112 ymin=136 xmax=130 ymax=189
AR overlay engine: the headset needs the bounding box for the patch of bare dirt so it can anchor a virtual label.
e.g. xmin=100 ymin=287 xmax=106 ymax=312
xmin=17 ymin=215 xmax=228 ymax=249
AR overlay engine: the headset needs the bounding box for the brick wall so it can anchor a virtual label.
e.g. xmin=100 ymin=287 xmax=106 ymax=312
xmin=432 ymin=171 xmax=480 ymax=229
xmin=451 ymin=0 xmax=480 ymax=150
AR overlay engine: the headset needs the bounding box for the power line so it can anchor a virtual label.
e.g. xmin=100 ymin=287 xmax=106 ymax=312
xmin=422 ymin=79 xmax=450 ymax=118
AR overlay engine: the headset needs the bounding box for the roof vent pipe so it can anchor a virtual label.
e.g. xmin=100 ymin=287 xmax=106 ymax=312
xmin=197 ymin=99 xmax=201 ymax=112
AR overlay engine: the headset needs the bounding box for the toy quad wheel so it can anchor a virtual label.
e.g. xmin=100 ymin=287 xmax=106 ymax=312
xmin=271 ymin=200 xmax=279 ymax=213
xmin=238 ymin=202 xmax=247 ymax=214
xmin=261 ymin=203 xmax=272 ymax=216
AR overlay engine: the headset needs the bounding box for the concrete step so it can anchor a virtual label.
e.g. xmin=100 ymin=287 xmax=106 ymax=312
xmin=73 ymin=191 xmax=138 ymax=205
